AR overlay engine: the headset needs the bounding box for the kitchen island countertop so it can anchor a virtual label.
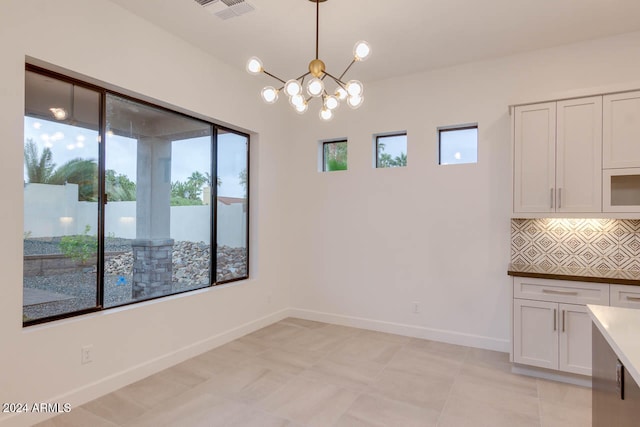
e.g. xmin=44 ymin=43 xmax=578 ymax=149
xmin=588 ymin=304 xmax=640 ymax=386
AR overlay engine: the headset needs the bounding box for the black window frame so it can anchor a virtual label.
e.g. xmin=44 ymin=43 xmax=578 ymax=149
xmin=438 ymin=124 xmax=478 ymax=165
xmin=23 ymin=64 xmax=250 ymax=326
xmin=322 ymin=139 xmax=348 ymax=172
xmin=375 ymin=132 xmax=407 ymax=168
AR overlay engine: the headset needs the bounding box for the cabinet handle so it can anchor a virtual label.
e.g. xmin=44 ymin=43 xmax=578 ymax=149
xmin=562 ymin=309 xmax=565 ymax=332
xmin=558 ymin=188 xmax=562 ymax=209
xmin=550 ymin=188 xmax=555 ymax=209
xmin=616 ymin=359 xmax=624 ymax=400
xmin=542 ymin=289 xmax=578 ymax=296
xmin=553 ymin=308 xmax=557 ymax=331
xmin=626 ymin=296 xmax=640 ymax=302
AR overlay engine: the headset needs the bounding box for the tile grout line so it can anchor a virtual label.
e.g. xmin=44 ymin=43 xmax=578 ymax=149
xmin=434 ymin=347 xmax=472 ymax=426
xmin=536 ymin=378 xmax=544 ymax=427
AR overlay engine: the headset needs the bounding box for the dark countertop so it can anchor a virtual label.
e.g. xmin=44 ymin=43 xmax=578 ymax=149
xmin=508 ymin=263 xmax=640 ymax=286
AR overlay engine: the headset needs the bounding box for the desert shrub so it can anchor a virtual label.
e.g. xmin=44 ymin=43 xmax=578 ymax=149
xmin=59 ymin=225 xmax=97 ymax=263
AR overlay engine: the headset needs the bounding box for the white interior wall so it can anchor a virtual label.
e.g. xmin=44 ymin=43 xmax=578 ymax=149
xmin=0 ymin=1 xmax=290 ymax=426
xmin=4 ymin=1 xmax=640 ymax=425
xmin=284 ymin=31 xmax=640 ymax=351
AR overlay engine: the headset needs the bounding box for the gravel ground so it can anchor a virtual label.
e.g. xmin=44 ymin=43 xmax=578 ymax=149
xmin=23 ymin=272 xmax=208 ymax=321
xmin=24 ymin=237 xmax=133 ymax=256
xmin=23 ymin=237 xmax=243 ymax=322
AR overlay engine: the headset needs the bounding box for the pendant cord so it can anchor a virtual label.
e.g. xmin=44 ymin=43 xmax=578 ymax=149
xmin=315 ymin=0 xmax=319 ymax=60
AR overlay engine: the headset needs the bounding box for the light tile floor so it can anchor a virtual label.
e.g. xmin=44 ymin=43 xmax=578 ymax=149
xmin=36 ymin=318 xmax=592 ymax=427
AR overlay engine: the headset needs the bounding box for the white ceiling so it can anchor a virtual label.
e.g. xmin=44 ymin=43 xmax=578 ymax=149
xmin=109 ymin=0 xmax=640 ymax=84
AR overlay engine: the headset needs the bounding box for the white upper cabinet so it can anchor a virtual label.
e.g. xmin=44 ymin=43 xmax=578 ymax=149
xmin=556 ymin=97 xmax=602 ymax=213
xmin=603 ymin=91 xmax=640 ymax=169
xmin=513 ymin=102 xmax=556 ymax=213
xmin=513 ymin=97 xmax=602 ymax=214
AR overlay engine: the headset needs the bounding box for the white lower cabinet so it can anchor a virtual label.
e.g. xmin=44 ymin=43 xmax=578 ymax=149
xmin=513 ymin=277 xmax=609 ymax=376
xmin=514 ymin=299 xmax=591 ymax=375
xmin=514 ymin=299 xmax=558 ymax=370
xmin=558 ymin=304 xmax=592 ymax=375
xmin=610 ymin=284 xmax=640 ymax=308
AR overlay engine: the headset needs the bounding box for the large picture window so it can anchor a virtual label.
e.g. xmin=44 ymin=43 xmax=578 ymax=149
xmin=23 ymin=66 xmax=250 ymax=325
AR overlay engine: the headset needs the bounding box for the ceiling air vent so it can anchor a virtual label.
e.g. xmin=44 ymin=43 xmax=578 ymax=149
xmin=194 ymin=0 xmax=255 ymax=20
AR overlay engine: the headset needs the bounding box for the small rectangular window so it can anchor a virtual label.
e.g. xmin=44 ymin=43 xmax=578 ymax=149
xmin=376 ymin=133 xmax=407 ymax=168
xmin=439 ymin=125 xmax=478 ymax=165
xmin=322 ymin=140 xmax=348 ymax=172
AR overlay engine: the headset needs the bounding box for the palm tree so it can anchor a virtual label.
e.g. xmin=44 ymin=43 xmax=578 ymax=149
xmin=187 ymin=171 xmax=208 ymax=197
xmin=393 ymin=152 xmax=407 ymax=167
xmin=24 ymin=140 xmax=98 ymax=201
xmin=48 ymin=158 xmax=99 ymax=201
xmin=24 ymin=139 xmax=55 ymax=183
xmin=204 ymin=171 xmax=222 ymax=188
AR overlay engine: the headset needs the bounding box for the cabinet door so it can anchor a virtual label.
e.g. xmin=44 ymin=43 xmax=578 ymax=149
xmin=622 ymin=366 xmax=640 ymax=426
xmin=593 ymin=323 xmax=623 ymax=427
xmin=513 ymin=103 xmax=556 ymax=213
xmin=558 ymin=303 xmax=592 ymax=375
xmin=513 ymin=299 xmax=558 ymax=369
xmin=603 ymin=91 xmax=640 ymax=169
xmin=556 ymin=97 xmax=602 ymax=213
xmin=603 ymin=168 xmax=640 ymax=213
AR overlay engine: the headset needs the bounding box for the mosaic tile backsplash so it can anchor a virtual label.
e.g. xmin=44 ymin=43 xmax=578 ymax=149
xmin=511 ymin=218 xmax=640 ymax=271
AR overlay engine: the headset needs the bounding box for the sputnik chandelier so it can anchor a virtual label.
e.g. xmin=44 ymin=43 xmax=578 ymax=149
xmin=246 ymin=0 xmax=371 ymax=121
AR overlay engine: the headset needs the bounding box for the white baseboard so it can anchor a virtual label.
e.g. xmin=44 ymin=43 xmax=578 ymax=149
xmin=2 ymin=308 xmax=289 ymax=427
xmin=288 ymin=308 xmax=510 ymax=353
xmin=512 ymin=365 xmax=592 ymax=388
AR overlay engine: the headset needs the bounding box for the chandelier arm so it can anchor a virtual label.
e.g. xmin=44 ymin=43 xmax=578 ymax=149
xmin=338 ymin=59 xmax=357 ymax=81
xmin=296 ymin=71 xmax=311 ymax=81
xmin=262 ymin=69 xmax=287 ymax=85
xmin=323 ymin=71 xmax=346 ymax=87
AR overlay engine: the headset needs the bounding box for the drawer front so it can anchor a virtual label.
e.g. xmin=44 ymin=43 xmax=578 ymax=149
xmin=610 ymin=284 xmax=640 ymax=309
xmin=514 ymin=277 xmax=609 ymax=305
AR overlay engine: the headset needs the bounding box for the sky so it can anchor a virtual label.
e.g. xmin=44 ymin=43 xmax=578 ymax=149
xmin=24 ymin=116 xmax=247 ymax=197
xmin=439 ymin=127 xmax=478 ymax=165
xmin=377 ymin=134 xmax=407 ymax=160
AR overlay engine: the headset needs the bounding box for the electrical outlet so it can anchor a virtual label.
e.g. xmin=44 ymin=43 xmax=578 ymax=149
xmin=81 ymin=345 xmax=93 ymax=365
xmin=412 ymin=302 xmax=420 ymax=314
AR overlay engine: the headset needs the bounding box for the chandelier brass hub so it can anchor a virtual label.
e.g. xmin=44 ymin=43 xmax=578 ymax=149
xmin=308 ymin=59 xmax=326 ymax=78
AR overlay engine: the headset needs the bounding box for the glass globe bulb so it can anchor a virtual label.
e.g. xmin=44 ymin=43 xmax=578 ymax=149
xmin=284 ymin=79 xmax=302 ymax=97
xmin=335 ymin=87 xmax=348 ymax=101
xmin=319 ymin=107 xmax=333 ymax=121
xmin=246 ymin=57 xmax=263 ymax=75
xmin=49 ymin=107 xmax=68 ymax=120
xmin=354 ymin=41 xmax=371 ymax=61
xmin=346 ymin=80 xmax=363 ymax=97
xmin=295 ymin=102 xmax=308 ymax=114
xmin=307 ymin=78 xmax=325 ymax=97
xmin=324 ymin=95 xmax=339 ymax=110
xmin=261 ymin=86 xmax=278 ymax=104
xmin=289 ymin=94 xmax=305 ymax=108
xmin=347 ymin=94 xmax=364 ymax=109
